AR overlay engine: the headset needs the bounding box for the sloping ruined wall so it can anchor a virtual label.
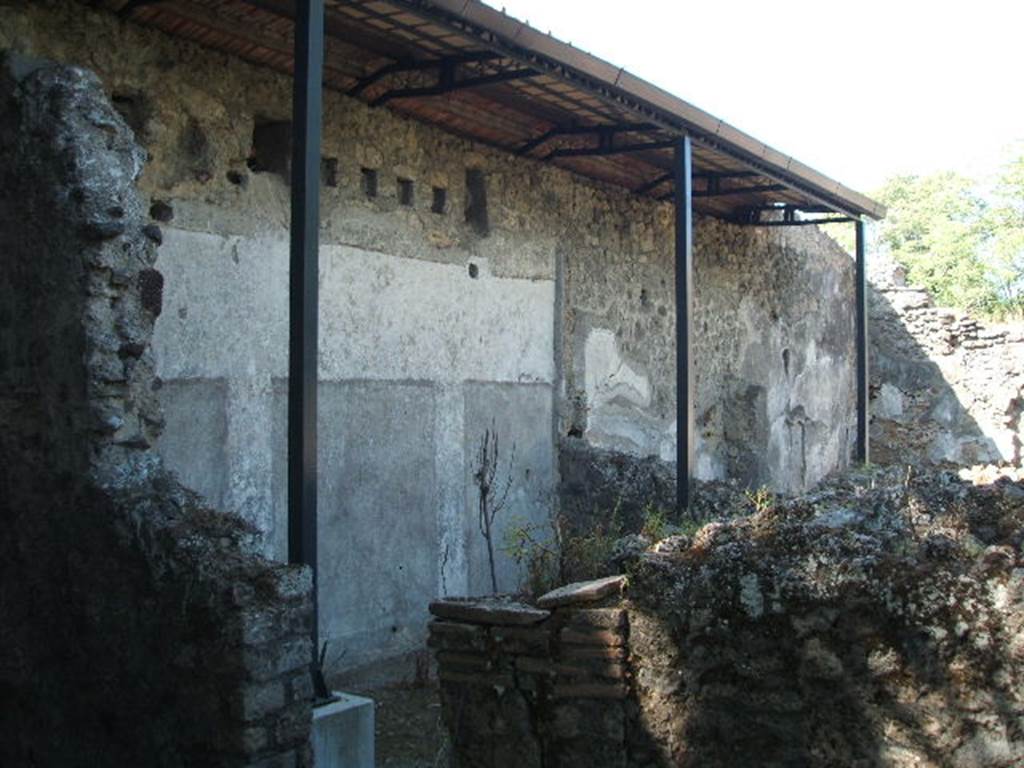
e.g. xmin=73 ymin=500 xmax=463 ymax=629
xmin=0 ymin=58 xmax=313 ymax=767
xmin=432 ymin=470 xmax=1024 ymax=767
xmin=2 ymin=0 xmax=857 ymax=675
xmin=870 ymin=255 xmax=1024 ymax=467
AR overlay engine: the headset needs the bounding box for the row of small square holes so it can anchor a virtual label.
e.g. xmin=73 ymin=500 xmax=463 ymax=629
xmin=361 ymin=168 xmax=447 ymax=214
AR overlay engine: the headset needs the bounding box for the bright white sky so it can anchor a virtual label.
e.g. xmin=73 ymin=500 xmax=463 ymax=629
xmin=488 ymin=0 xmax=1024 ymax=195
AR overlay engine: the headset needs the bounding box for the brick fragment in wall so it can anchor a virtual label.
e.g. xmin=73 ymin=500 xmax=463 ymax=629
xmin=428 ymin=620 xmax=489 ymax=652
xmin=562 ymin=607 xmax=628 ymax=630
xmin=436 ymin=651 xmax=493 ymax=672
xmin=560 ymin=628 xmax=627 ymax=647
xmin=552 ymin=683 xmax=628 ymax=700
xmin=493 ymin=626 xmax=552 ymax=654
xmin=561 ymin=646 xmax=628 ymax=661
xmin=439 ymin=670 xmax=515 ymax=688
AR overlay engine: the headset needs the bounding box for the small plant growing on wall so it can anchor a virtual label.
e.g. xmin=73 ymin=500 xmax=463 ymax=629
xmin=744 ymin=485 xmax=776 ymax=514
xmin=473 ymin=423 xmax=516 ymax=594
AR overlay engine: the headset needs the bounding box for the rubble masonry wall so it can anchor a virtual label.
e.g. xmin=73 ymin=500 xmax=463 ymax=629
xmin=0 ymin=57 xmax=314 ymax=767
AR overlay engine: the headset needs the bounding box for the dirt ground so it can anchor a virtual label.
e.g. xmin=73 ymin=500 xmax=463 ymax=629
xmin=353 ymin=683 xmax=445 ymax=768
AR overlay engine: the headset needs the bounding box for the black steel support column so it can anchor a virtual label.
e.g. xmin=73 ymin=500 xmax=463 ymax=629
xmin=288 ymin=0 xmax=327 ymax=699
xmin=674 ymin=136 xmax=694 ymax=512
xmin=855 ymin=219 xmax=869 ymax=464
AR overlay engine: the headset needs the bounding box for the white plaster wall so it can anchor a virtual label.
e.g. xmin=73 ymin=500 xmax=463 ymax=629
xmin=153 ymin=230 xmax=554 ymax=383
xmin=152 ymin=227 xmax=556 ymax=674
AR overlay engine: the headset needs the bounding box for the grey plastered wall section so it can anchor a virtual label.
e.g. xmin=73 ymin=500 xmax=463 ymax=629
xmin=0 ymin=0 xmax=858 ymax=674
xmin=271 ymin=379 xmax=440 ymax=671
xmin=155 ymin=378 xmax=229 ymax=509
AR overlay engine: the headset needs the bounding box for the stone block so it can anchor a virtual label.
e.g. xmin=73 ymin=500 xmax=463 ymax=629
xmin=311 ymin=692 xmax=374 ymax=768
xmin=428 ymin=620 xmax=489 ymax=652
xmin=241 ymin=726 xmax=269 ymax=753
xmin=439 ymin=669 xmax=515 ymax=688
xmin=552 ymin=682 xmax=628 ymax=699
xmin=241 ymin=681 xmax=286 ymax=722
xmin=274 ymin=701 xmax=313 ymax=748
xmin=430 ymin=597 xmax=550 ymax=626
xmin=247 ymin=751 xmax=299 ymax=768
xmin=515 ymin=656 xmax=556 ymax=676
xmin=436 ymin=651 xmax=493 ymax=672
xmin=493 ymin=626 xmax=552 ymax=654
xmin=537 ymin=576 xmax=626 ymax=608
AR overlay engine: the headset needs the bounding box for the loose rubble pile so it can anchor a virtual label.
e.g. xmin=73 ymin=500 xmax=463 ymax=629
xmin=432 ymin=467 xmax=1024 ymax=767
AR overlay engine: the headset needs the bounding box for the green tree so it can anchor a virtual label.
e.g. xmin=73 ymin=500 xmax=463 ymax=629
xmin=985 ymin=152 xmax=1024 ymax=317
xmin=874 ymin=172 xmax=995 ymax=313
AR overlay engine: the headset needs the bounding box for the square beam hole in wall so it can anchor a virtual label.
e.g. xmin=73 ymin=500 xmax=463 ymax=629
xmin=361 ymin=167 xmax=378 ymax=199
xmin=431 ymin=186 xmax=447 ymax=214
xmin=464 ymin=168 xmax=489 ymax=236
xmin=398 ymin=177 xmax=414 ymax=207
xmin=248 ymin=118 xmax=292 ymax=183
xmin=321 ymin=157 xmax=338 ymax=188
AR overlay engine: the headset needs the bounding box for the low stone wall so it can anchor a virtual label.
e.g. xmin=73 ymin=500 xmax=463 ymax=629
xmin=0 ymin=58 xmax=313 ymax=766
xmin=432 ymin=469 xmax=1024 ymax=768
xmin=428 ymin=578 xmax=634 ymax=768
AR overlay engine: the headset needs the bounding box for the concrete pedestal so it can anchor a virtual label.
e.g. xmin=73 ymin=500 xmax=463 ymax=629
xmin=312 ymin=692 xmax=375 ymax=768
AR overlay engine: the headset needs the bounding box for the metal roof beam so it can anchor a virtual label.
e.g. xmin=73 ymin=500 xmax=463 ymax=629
xmin=544 ymin=139 xmax=676 ymax=161
xmin=660 ymin=183 xmax=789 ymax=202
xmin=696 ymin=183 xmax=787 ymax=199
xmin=732 ymin=203 xmax=856 ymax=226
xmin=369 ymin=65 xmax=539 ymax=106
xmin=517 ymin=121 xmax=659 ymax=155
xmin=348 ymin=52 xmax=503 ymax=97
xmin=744 ymin=218 xmax=856 ymax=227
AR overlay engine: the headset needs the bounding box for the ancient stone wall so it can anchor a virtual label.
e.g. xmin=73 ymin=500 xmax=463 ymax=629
xmin=432 ymin=470 xmax=1024 ymax=767
xmin=567 ymin=213 xmax=857 ymax=494
xmin=2 ymin=0 xmax=858 ymax=676
xmin=870 ymin=255 xmax=1024 ymax=468
xmin=0 ymin=57 xmax=313 ymax=767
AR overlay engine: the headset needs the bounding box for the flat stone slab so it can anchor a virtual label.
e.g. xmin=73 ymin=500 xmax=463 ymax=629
xmin=537 ymin=575 xmax=626 ymax=609
xmin=429 ymin=597 xmax=551 ymax=626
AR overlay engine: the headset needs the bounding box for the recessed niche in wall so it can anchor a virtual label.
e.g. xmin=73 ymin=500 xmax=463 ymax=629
xmin=361 ymin=167 xmax=378 ymax=198
xmin=432 ymin=186 xmax=447 ymax=214
xmin=464 ymin=168 xmax=489 ymax=236
xmin=398 ymin=177 xmax=414 ymax=206
xmin=321 ymin=157 xmax=339 ymax=188
xmin=468 ymin=262 xmax=479 ymax=279
xmin=247 ymin=118 xmax=292 ymax=182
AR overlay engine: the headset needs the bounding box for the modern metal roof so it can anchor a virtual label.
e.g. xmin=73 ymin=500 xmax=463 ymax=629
xmin=103 ymin=0 xmax=885 ymax=221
